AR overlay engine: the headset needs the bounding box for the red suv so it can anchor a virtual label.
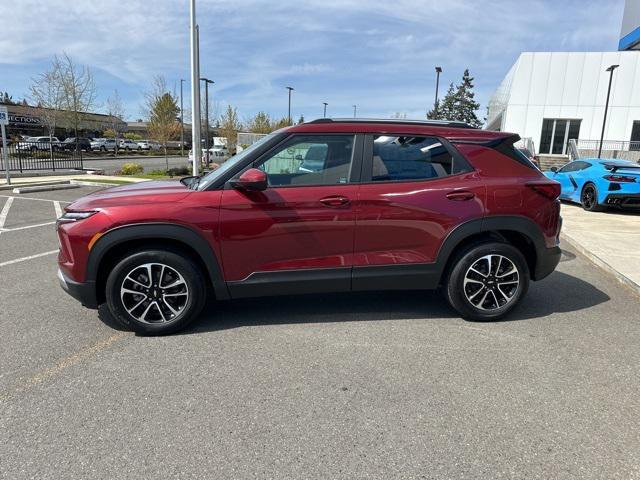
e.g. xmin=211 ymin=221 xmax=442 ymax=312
xmin=57 ymin=119 xmax=562 ymax=335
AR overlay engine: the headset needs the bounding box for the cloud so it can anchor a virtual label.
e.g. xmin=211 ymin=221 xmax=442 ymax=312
xmin=0 ymin=0 xmax=625 ymax=120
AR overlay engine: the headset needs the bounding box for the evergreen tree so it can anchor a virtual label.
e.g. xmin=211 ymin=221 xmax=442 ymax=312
xmin=454 ymin=69 xmax=482 ymax=128
xmin=297 ymin=114 xmax=305 ymax=124
xmin=436 ymin=83 xmax=458 ymax=121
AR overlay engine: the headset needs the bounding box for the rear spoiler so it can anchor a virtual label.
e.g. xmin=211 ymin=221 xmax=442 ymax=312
xmin=604 ymin=163 xmax=640 ymax=172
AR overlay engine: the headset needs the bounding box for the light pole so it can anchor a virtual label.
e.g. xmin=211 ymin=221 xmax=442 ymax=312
xmin=189 ymin=0 xmax=201 ymax=176
xmin=352 ymin=105 xmax=357 ymax=118
xmin=286 ymin=86 xmax=294 ymax=125
xmin=598 ymin=64 xmax=619 ymax=159
xmin=323 ymin=102 xmax=328 ymax=118
xmin=433 ymin=66 xmax=442 ymax=116
xmin=200 ymin=77 xmax=214 ymax=165
xmin=180 ymin=78 xmax=185 ymax=157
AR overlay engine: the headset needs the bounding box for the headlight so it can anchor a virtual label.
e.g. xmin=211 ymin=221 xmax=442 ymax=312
xmin=57 ymin=211 xmax=98 ymax=224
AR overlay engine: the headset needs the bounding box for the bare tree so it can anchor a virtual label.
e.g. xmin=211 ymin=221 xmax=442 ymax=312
xmin=58 ymin=53 xmax=97 ymax=140
xmin=145 ymin=76 xmax=180 ymax=170
xmin=106 ymin=89 xmax=125 ymax=155
xmin=29 ymin=57 xmax=65 ymax=155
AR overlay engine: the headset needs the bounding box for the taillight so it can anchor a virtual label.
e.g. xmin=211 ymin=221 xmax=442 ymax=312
xmin=604 ymin=175 xmax=636 ymax=183
xmin=526 ymin=181 xmax=561 ymax=200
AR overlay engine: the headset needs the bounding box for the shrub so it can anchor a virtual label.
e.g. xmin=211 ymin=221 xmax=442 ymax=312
xmin=120 ymin=162 xmax=144 ymax=175
xmin=167 ymin=166 xmax=191 ymax=177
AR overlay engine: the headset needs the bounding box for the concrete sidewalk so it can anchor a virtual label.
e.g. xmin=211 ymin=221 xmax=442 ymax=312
xmin=0 ymin=173 xmax=146 ymax=190
xmin=560 ymin=203 xmax=640 ymax=295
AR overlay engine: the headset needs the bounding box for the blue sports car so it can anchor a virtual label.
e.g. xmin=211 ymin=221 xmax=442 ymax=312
xmin=544 ymin=159 xmax=640 ymax=211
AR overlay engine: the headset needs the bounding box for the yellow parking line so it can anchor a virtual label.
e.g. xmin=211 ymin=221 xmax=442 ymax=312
xmin=0 ymin=332 xmax=129 ymax=402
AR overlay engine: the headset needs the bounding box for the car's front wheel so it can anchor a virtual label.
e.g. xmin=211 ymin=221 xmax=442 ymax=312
xmin=105 ymin=249 xmax=206 ymax=335
xmin=445 ymin=242 xmax=529 ymax=321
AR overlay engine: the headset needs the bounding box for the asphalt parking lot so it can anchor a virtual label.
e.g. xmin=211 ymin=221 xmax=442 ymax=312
xmin=1 ymin=186 xmax=639 ymax=479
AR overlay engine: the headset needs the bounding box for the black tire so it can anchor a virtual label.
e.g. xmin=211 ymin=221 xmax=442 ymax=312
xmin=105 ymin=249 xmax=206 ymax=335
xmin=445 ymin=242 xmax=530 ymax=321
xmin=580 ymin=183 xmax=604 ymax=212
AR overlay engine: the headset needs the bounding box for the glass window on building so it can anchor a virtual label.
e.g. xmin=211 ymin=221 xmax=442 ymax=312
xmin=539 ymin=118 xmax=582 ymax=155
xmin=631 ymin=121 xmax=640 ymax=151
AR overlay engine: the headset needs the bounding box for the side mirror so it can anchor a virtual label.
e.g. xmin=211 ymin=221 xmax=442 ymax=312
xmin=550 ymin=167 xmax=558 ymax=173
xmin=230 ymin=168 xmax=268 ymax=191
xmin=180 ymin=175 xmax=199 ymax=186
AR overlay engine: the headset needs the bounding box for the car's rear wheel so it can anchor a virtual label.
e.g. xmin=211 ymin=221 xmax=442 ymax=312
xmin=445 ymin=242 xmax=529 ymax=321
xmin=581 ymin=183 xmax=604 ymax=212
xmin=105 ymin=249 xmax=206 ymax=335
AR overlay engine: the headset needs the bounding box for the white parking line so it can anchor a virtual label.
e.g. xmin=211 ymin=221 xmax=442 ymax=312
xmin=0 ymin=250 xmax=58 ymax=268
xmin=0 ymin=221 xmax=57 ymax=232
xmin=0 ymin=197 xmax=13 ymax=230
xmin=53 ymin=201 xmax=63 ymax=218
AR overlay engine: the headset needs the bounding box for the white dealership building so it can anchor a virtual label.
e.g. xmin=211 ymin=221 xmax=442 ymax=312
xmin=487 ymin=0 xmax=640 ymax=159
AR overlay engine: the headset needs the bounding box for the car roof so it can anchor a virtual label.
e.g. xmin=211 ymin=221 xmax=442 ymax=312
xmin=285 ymin=118 xmax=513 ymax=142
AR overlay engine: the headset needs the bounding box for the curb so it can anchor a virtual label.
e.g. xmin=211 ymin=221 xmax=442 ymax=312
xmin=70 ymin=180 xmax=135 ymax=188
xmin=0 ymin=180 xmax=71 ymax=191
xmin=561 ymin=232 xmax=640 ymax=297
xmin=12 ymin=184 xmax=80 ymax=194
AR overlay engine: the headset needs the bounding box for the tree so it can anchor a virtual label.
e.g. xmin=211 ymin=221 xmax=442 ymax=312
xmin=297 ymin=114 xmax=305 ymax=124
xmin=271 ymin=117 xmax=290 ymax=130
xmin=57 ymin=53 xmax=97 ymax=139
xmin=145 ymin=76 xmax=180 ymax=170
xmin=391 ymin=112 xmax=407 ymax=119
xmin=106 ymin=89 xmax=125 ymax=155
xmin=124 ymin=132 xmax=142 ymax=141
xmin=218 ymin=105 xmax=242 ymax=151
xmin=246 ymin=111 xmax=272 ymax=134
xmin=1 ymin=92 xmax=16 ymax=105
xmin=29 ymin=58 xmax=65 ymax=153
xmin=454 ymin=69 xmax=482 ymax=128
xmin=103 ymin=128 xmax=117 ymax=138
xmin=426 ymin=70 xmax=482 ymax=127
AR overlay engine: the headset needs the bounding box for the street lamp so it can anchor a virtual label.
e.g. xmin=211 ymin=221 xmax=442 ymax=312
xmin=323 ymin=102 xmax=328 ymax=118
xmin=180 ymin=79 xmax=185 ymax=157
xmin=200 ymin=77 xmax=214 ymax=165
xmin=433 ymin=66 xmax=442 ymax=116
xmin=286 ymin=87 xmax=294 ymax=125
xmin=189 ymin=0 xmax=201 ymax=176
xmin=353 ymin=105 xmax=357 ymax=118
xmin=598 ymin=64 xmax=619 ymax=159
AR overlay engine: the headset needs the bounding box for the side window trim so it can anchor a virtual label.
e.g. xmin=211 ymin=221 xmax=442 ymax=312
xmin=360 ymin=134 xmax=473 ymax=184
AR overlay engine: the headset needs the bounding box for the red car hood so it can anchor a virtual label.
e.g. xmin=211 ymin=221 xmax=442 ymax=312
xmin=67 ymin=180 xmax=192 ymax=210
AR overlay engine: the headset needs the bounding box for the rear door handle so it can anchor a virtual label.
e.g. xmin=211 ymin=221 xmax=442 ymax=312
xmin=446 ymin=191 xmax=475 ymax=201
xmin=319 ymin=196 xmax=350 ymax=207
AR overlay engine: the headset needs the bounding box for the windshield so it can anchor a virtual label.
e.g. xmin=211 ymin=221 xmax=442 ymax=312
xmin=196 ymin=132 xmax=276 ymax=190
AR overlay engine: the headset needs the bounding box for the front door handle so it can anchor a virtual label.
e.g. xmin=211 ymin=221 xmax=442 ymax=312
xmin=446 ymin=190 xmax=475 ymax=201
xmin=319 ymin=196 xmax=350 ymax=207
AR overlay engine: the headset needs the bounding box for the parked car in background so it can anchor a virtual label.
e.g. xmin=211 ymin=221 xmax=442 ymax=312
xmin=16 ymin=136 xmax=62 ymax=152
xmin=57 ymin=118 xmax=562 ymax=335
xmin=119 ymin=139 xmax=139 ymax=151
xmin=61 ymin=137 xmax=92 ymax=151
xmin=90 ymin=138 xmax=117 ymax=152
xmin=516 ymin=147 xmax=540 ymax=169
xmin=544 ymin=158 xmax=640 ymax=211
xmin=137 ymin=140 xmax=161 ymax=151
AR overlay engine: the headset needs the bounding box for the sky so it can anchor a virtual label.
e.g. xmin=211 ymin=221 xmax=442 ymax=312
xmin=0 ymin=0 xmax=625 ymax=123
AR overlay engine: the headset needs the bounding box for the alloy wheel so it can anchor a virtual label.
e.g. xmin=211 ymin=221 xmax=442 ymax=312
xmin=463 ymin=254 xmax=520 ymax=311
xmin=120 ymin=263 xmax=189 ymax=323
xmin=582 ymin=185 xmax=596 ymax=209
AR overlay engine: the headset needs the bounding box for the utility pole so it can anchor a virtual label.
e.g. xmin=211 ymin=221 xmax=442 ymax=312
xmin=180 ymin=78 xmax=185 ymax=157
xmin=598 ymin=64 xmax=619 ymax=159
xmin=189 ymin=0 xmax=201 ymax=176
xmin=286 ymin=86 xmax=294 ymax=125
xmin=200 ymin=77 xmax=214 ymax=166
xmin=323 ymin=102 xmax=328 ymax=117
xmin=433 ymin=66 xmax=442 ymax=117
xmin=353 ymin=105 xmax=357 ymax=118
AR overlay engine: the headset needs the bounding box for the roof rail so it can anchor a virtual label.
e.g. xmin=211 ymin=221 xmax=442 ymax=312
xmin=308 ymin=118 xmax=476 ymax=129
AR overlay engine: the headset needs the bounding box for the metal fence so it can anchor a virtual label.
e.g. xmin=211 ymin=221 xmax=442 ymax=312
xmin=568 ymin=139 xmax=640 ymax=162
xmin=0 ymin=140 xmax=84 ymax=172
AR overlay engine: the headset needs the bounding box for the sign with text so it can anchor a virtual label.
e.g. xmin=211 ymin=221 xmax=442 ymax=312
xmin=0 ymin=106 xmax=8 ymax=125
